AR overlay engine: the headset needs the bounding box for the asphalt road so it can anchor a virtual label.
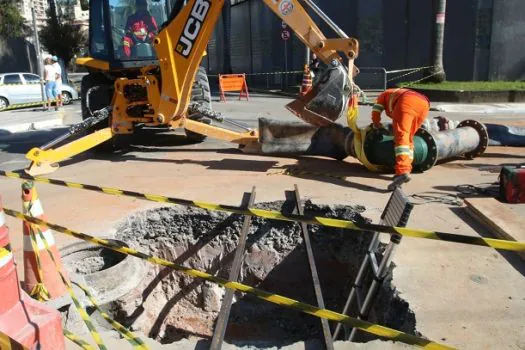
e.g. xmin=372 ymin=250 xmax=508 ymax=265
xmin=0 ymin=93 xmax=523 ymax=173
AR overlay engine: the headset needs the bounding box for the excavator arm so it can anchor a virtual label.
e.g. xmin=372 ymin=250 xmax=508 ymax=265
xmin=25 ymin=0 xmax=359 ymax=175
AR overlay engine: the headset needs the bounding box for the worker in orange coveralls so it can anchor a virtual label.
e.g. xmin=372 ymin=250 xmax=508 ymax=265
xmin=371 ymin=88 xmax=430 ymax=191
xmin=122 ymin=0 xmax=158 ymax=58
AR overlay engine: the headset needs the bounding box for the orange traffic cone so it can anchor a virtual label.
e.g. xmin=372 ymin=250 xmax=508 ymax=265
xmin=0 ymin=197 xmax=65 ymax=349
xmin=300 ymin=64 xmax=313 ymax=96
xmin=22 ymin=181 xmax=68 ymax=300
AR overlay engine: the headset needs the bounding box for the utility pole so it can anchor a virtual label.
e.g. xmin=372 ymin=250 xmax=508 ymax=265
xmin=430 ymin=0 xmax=447 ymax=82
xmin=31 ymin=1 xmax=46 ymax=108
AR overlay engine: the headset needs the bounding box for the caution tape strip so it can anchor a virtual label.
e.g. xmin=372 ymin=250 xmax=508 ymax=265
xmin=64 ymin=330 xmax=96 ymax=350
xmin=73 ymin=282 xmax=149 ymax=350
xmin=0 ymin=331 xmax=28 ymax=350
xmin=0 ymin=101 xmax=46 ymax=111
xmin=209 ymin=70 xmax=303 ymax=77
xmin=4 ymin=208 xmax=453 ymax=349
xmin=28 ymin=227 xmax=51 ymax=301
xmin=2 ymin=171 xmax=523 ymax=252
xmin=30 ymin=225 xmax=108 ymax=350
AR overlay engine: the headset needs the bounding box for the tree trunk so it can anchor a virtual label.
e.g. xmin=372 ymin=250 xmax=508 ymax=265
xmin=221 ymin=1 xmax=232 ymax=74
xmin=430 ymin=0 xmax=447 ymax=82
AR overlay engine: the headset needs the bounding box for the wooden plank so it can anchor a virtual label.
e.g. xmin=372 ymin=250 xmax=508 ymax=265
xmin=465 ymin=198 xmax=525 ymax=260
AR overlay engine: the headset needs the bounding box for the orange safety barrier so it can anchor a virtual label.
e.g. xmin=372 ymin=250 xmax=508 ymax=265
xmin=0 ymin=197 xmax=64 ymax=350
xmin=300 ymin=64 xmax=313 ymax=96
xmin=219 ymin=74 xmax=250 ymax=102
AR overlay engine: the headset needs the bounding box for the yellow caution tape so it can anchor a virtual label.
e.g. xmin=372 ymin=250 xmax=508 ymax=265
xmin=5 ymin=208 xmax=453 ymax=350
xmin=27 ymin=226 xmax=51 ymax=302
xmin=30 ymin=225 xmax=107 ymax=350
xmin=0 ymin=101 xmax=46 ymax=111
xmin=73 ymin=282 xmax=149 ymax=350
xmin=2 ymin=172 xmax=524 ymax=252
xmin=346 ymin=96 xmax=385 ymax=172
xmin=63 ymin=330 xmax=96 ymax=350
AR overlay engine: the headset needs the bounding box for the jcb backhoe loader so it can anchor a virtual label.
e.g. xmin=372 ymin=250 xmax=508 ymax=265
xmin=25 ymin=0 xmax=360 ymax=175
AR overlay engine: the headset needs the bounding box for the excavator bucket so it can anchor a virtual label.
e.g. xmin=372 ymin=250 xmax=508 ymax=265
xmin=286 ymin=61 xmax=352 ymax=127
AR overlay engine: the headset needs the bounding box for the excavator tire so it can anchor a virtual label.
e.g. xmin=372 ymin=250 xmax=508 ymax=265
xmin=185 ymin=66 xmax=212 ymax=143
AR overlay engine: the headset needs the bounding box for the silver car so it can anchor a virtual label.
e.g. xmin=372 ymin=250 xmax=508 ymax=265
xmin=0 ymin=72 xmax=79 ymax=110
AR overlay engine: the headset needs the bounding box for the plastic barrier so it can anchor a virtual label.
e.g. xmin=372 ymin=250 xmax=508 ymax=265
xmin=219 ymin=74 xmax=249 ymax=102
xmin=0 ymin=198 xmax=65 ymax=350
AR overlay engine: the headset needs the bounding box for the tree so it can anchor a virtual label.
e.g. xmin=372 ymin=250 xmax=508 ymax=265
xmin=430 ymin=0 xmax=447 ymax=82
xmin=0 ymin=0 xmax=28 ymax=39
xmin=39 ymin=3 xmax=86 ymax=68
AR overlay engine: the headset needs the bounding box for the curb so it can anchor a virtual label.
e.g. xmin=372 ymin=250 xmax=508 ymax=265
xmin=0 ymin=117 xmax=64 ymax=134
xmin=413 ymin=88 xmax=525 ymax=103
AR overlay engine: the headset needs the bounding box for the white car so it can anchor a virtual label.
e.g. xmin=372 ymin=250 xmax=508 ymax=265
xmin=0 ymin=72 xmax=79 ymax=110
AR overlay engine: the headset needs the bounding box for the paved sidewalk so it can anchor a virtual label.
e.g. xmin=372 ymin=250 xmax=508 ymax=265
xmin=0 ymin=102 xmax=81 ymax=134
xmin=433 ymin=103 xmax=525 ymax=114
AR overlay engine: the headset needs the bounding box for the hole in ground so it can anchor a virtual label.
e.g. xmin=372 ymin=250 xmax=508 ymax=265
xmin=105 ymin=201 xmax=419 ymax=347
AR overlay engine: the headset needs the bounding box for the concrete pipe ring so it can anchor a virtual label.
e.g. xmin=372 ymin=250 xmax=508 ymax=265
xmin=61 ymin=239 xmax=146 ymax=306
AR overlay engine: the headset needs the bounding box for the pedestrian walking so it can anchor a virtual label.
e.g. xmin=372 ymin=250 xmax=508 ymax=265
xmin=371 ymin=88 xmax=430 ymax=190
xmin=43 ymin=57 xmax=59 ymax=111
xmin=52 ymin=56 xmax=63 ymax=110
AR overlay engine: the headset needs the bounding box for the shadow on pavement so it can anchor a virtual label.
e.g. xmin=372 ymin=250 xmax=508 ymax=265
xmin=449 ymin=206 xmax=525 ymax=278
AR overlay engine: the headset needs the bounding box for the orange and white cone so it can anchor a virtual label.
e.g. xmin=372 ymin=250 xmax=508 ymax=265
xmin=22 ymin=181 xmax=68 ymax=300
xmin=300 ymin=64 xmax=313 ymax=96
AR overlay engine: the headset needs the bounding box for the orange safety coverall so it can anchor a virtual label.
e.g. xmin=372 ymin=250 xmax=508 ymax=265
xmin=371 ymin=88 xmax=430 ymax=176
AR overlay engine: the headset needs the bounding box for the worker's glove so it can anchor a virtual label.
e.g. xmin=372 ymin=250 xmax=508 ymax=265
xmin=369 ymin=123 xmax=389 ymax=141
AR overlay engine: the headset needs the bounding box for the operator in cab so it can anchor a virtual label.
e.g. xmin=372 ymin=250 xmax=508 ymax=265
xmin=371 ymin=88 xmax=430 ymax=191
xmin=122 ymin=0 xmax=158 ymax=58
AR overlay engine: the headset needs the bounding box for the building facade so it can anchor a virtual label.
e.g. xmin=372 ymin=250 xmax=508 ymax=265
xmin=203 ymin=0 xmax=525 ymax=84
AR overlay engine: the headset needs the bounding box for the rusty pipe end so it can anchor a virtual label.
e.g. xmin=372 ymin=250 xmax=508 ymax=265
xmin=457 ymin=120 xmax=489 ymax=159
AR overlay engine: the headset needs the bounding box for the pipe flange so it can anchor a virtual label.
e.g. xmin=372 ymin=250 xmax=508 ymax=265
xmin=457 ymin=119 xmax=489 ymax=159
xmin=413 ymin=128 xmax=438 ymax=172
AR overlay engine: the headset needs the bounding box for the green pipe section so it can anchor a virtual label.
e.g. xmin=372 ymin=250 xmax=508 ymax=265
xmin=363 ymin=134 xmax=429 ymax=167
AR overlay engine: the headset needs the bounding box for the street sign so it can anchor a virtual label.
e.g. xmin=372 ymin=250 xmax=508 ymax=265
xmin=281 ymin=21 xmax=287 ymax=29
xmin=281 ymin=30 xmax=291 ymax=41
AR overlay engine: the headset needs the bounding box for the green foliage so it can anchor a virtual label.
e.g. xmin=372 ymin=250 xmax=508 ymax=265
xmin=0 ymin=0 xmax=28 ymax=38
xmin=39 ymin=4 xmax=87 ymax=67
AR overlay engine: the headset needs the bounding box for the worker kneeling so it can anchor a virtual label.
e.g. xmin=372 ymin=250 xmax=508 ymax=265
xmin=371 ymin=88 xmax=430 ymax=191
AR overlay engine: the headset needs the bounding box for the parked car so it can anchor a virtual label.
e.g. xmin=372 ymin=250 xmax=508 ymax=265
xmin=0 ymin=72 xmax=79 ymax=110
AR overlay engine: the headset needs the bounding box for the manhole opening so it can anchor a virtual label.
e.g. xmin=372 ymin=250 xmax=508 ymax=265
xmin=107 ymin=201 xmax=418 ymax=346
xmin=62 ymin=245 xmax=127 ymax=275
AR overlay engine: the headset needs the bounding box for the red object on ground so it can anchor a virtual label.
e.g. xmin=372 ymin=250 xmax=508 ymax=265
xmin=22 ymin=182 xmax=68 ymax=300
xmin=0 ymin=198 xmax=65 ymax=350
xmin=500 ymin=165 xmax=525 ymax=203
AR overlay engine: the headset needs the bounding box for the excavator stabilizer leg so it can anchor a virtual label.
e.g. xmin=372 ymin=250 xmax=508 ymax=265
xmin=25 ymin=127 xmax=114 ymax=176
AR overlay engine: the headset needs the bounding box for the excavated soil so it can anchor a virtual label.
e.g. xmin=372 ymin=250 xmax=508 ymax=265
xmin=108 ymin=201 xmax=419 ymax=347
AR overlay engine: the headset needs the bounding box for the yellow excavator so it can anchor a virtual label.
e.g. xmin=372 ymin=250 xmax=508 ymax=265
xmin=25 ymin=0 xmax=360 ymax=175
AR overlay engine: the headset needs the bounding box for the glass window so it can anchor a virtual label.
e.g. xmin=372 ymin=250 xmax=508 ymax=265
xmin=23 ymin=74 xmax=41 ymax=84
xmin=3 ymin=74 xmax=22 ymax=84
xmin=110 ymin=0 xmax=168 ymax=60
xmin=89 ymin=0 xmax=109 ymax=59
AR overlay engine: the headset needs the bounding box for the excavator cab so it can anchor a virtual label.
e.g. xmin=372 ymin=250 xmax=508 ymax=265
xmin=81 ymin=0 xmax=170 ymax=69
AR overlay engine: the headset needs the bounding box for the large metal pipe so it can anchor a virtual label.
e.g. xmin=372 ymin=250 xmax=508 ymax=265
xmin=248 ymin=119 xmax=488 ymax=172
xmin=485 ymin=124 xmax=525 ymax=147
